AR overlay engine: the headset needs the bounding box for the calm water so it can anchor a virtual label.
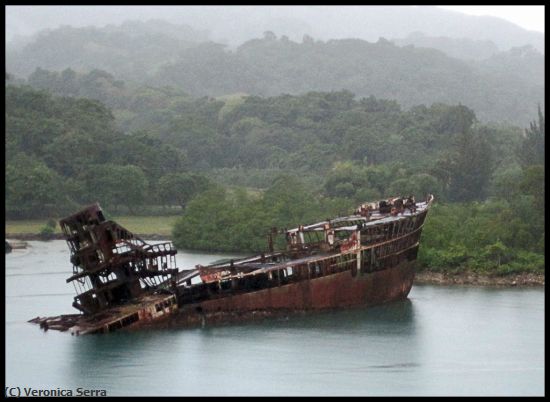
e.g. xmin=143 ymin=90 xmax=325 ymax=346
xmin=6 ymin=241 xmax=545 ymax=396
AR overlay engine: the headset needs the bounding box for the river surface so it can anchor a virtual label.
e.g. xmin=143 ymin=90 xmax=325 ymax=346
xmin=5 ymin=241 xmax=544 ymax=396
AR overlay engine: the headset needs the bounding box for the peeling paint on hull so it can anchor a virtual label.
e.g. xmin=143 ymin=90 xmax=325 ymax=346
xmin=163 ymin=260 xmax=415 ymax=329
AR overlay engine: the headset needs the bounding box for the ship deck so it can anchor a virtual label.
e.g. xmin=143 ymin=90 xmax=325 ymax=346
xmin=30 ymin=292 xmax=177 ymax=335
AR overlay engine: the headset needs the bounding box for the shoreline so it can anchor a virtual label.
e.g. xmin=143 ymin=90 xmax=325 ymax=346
xmin=7 ymin=233 xmax=544 ymax=288
xmin=5 ymin=233 xmax=171 ymax=241
xmin=415 ymin=270 xmax=544 ymax=287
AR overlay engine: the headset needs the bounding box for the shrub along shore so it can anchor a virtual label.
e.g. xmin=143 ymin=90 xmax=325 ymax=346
xmin=414 ymin=270 xmax=544 ymax=287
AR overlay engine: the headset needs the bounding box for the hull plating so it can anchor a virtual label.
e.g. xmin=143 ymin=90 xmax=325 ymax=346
xmin=167 ymin=260 xmax=415 ymax=328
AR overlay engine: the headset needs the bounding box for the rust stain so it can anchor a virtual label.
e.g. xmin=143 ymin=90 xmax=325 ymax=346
xmin=29 ymin=195 xmax=434 ymax=335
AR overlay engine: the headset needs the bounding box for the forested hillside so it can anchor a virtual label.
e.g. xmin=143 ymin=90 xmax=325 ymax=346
xmin=5 ymin=85 xmax=191 ymax=218
xmin=7 ymin=24 xmax=544 ymax=126
xmin=153 ymin=35 xmax=543 ymax=126
xmin=392 ymin=32 xmax=500 ymax=60
xmin=6 ymin=20 xmax=208 ymax=80
xmin=6 ymin=78 xmax=525 ymax=197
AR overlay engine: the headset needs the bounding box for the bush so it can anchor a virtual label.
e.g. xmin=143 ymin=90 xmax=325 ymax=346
xmin=39 ymin=224 xmax=56 ymax=240
xmin=417 ymin=201 xmax=544 ymax=276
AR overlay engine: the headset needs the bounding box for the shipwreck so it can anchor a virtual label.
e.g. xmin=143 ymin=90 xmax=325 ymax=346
xmin=30 ymin=195 xmax=434 ymax=335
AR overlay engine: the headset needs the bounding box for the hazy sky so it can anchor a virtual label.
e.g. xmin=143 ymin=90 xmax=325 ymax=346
xmin=5 ymin=5 xmax=545 ymax=41
xmin=438 ymin=6 xmax=544 ymax=32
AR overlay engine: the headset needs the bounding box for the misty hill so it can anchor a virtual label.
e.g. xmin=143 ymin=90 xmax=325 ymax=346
xmin=16 ymin=67 xmax=194 ymax=134
xmin=6 ymin=20 xmax=209 ymax=79
xmin=201 ymin=6 xmax=544 ymax=52
xmin=473 ymin=45 xmax=544 ymax=87
xmin=6 ymin=23 xmax=544 ymax=127
xmin=7 ymin=6 xmax=544 ymax=53
xmin=392 ymin=32 xmax=500 ymax=61
xmin=149 ymin=35 xmax=542 ymax=126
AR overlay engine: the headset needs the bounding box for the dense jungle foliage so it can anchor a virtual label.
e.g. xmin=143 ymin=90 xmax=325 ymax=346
xmin=5 ymin=80 xmax=544 ymax=275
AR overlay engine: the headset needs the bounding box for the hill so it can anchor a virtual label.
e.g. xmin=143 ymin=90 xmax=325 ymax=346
xmin=7 ymin=6 xmax=544 ymax=52
xmin=6 ymin=19 xmax=543 ymax=127
xmin=391 ymin=31 xmax=500 ymax=61
xmin=6 ymin=20 xmax=208 ymax=80
xmin=151 ymin=35 xmax=543 ymax=126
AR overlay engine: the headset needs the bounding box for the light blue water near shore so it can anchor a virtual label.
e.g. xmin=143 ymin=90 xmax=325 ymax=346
xmin=5 ymin=241 xmax=544 ymax=396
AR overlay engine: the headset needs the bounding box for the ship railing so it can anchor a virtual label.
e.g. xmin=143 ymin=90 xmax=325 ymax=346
xmin=285 ymin=201 xmax=431 ymax=236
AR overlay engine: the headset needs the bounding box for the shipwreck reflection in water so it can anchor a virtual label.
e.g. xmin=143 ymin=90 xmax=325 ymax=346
xmin=65 ymin=299 xmax=419 ymax=395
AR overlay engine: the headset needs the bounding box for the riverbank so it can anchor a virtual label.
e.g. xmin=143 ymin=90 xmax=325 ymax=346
xmin=415 ymin=270 xmax=544 ymax=287
xmin=6 ymin=233 xmax=171 ymax=241
xmin=5 ymin=215 xmax=180 ymax=240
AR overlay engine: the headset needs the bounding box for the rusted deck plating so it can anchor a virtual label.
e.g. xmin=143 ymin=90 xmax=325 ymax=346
xmin=30 ymin=195 xmax=434 ymax=334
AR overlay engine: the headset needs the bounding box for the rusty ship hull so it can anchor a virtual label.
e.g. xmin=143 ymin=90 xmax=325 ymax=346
xmin=164 ymin=260 xmax=415 ymax=328
xmin=30 ymin=195 xmax=433 ymax=335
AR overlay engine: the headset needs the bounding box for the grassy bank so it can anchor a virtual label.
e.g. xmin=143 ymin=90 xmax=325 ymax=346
xmin=5 ymin=215 xmax=182 ymax=237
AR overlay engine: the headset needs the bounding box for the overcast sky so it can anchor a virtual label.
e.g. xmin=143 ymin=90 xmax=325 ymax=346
xmin=438 ymin=6 xmax=544 ymax=32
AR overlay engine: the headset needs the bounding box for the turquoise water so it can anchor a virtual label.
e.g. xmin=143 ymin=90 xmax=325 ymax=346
xmin=5 ymin=241 xmax=545 ymax=396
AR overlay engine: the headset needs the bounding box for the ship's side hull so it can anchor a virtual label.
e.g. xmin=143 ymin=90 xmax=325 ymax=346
xmin=164 ymin=258 xmax=416 ymax=328
xmin=141 ymin=207 xmax=428 ymax=329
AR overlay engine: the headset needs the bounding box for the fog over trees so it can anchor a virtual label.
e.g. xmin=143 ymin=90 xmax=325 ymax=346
xmin=7 ymin=6 xmax=544 ymax=51
xmin=6 ymin=7 xmax=544 ymax=127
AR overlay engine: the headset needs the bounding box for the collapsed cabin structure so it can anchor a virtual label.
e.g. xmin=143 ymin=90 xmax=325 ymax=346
xmin=30 ymin=195 xmax=434 ymax=335
xmin=59 ymin=204 xmax=178 ymax=314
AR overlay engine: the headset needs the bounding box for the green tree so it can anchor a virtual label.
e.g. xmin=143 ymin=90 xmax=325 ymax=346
xmin=157 ymin=172 xmax=212 ymax=209
xmin=447 ymin=128 xmax=494 ymax=202
xmin=519 ymin=165 xmax=545 ymax=211
xmin=6 ymin=154 xmax=73 ymax=218
xmin=517 ymin=105 xmax=544 ymax=167
xmin=323 ymin=161 xmax=370 ymax=199
xmin=388 ymin=173 xmax=441 ymax=200
xmin=78 ymin=164 xmax=149 ymax=213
